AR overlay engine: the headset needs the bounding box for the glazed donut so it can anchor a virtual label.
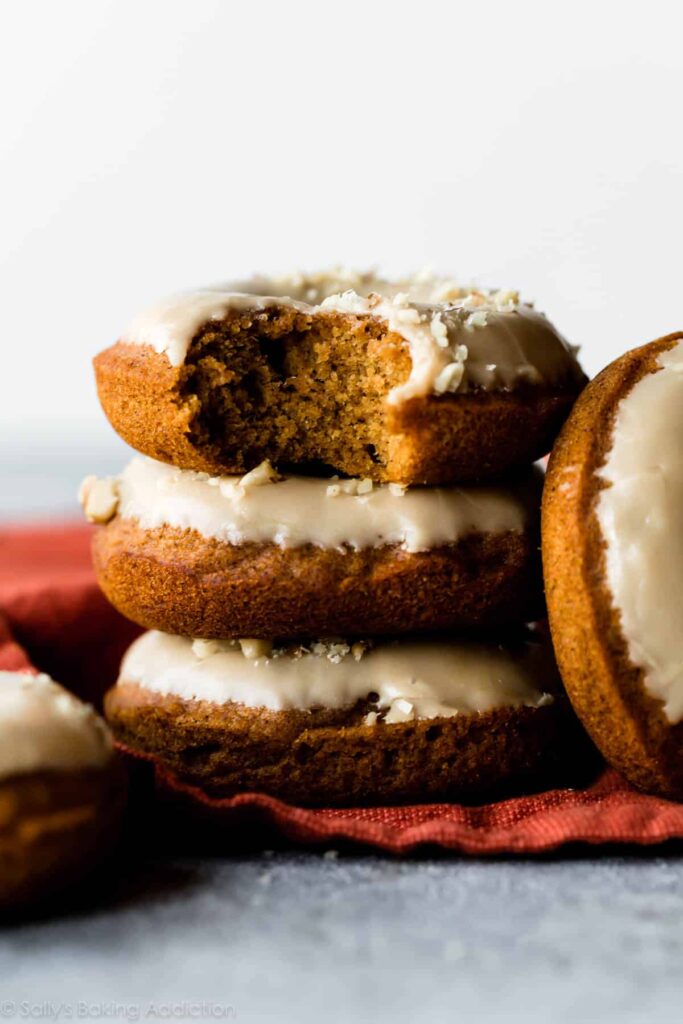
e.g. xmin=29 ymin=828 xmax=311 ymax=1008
xmin=94 ymin=271 xmax=586 ymax=484
xmin=82 ymin=457 xmax=545 ymax=638
xmin=543 ymin=333 xmax=683 ymax=798
xmin=0 ymin=672 xmax=125 ymax=911
xmin=105 ymin=629 xmax=582 ymax=805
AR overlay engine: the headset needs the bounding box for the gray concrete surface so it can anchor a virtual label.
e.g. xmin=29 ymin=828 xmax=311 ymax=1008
xmin=2 ymin=852 xmax=683 ymax=1024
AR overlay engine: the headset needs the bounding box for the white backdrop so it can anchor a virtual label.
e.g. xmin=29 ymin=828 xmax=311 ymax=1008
xmin=2 ymin=0 xmax=682 ymax=448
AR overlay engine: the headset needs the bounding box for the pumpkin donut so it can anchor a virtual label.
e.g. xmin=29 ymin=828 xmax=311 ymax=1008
xmin=94 ymin=271 xmax=586 ymax=485
xmin=543 ymin=333 xmax=683 ymax=798
xmin=81 ymin=457 xmax=545 ymax=638
xmin=105 ymin=629 xmax=585 ymax=805
xmin=0 ymin=671 xmax=126 ymax=911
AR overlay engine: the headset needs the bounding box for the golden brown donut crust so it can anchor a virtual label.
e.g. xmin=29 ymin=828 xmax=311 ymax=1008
xmin=542 ymin=333 xmax=683 ymax=799
xmin=94 ymin=306 xmax=585 ymax=484
xmin=106 ymin=681 xmax=586 ymax=805
xmin=92 ymin=516 xmax=544 ymax=638
xmin=0 ymin=764 xmax=126 ymax=911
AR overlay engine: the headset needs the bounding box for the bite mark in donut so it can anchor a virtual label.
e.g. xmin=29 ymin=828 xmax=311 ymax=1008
xmin=95 ymin=272 xmax=586 ymax=484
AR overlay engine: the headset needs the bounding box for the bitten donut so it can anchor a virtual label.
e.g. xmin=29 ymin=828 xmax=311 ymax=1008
xmin=105 ymin=629 xmax=584 ymax=805
xmin=0 ymin=672 xmax=126 ymax=911
xmin=94 ymin=271 xmax=586 ymax=484
xmin=543 ymin=333 xmax=683 ymax=799
xmin=82 ymin=457 xmax=545 ymax=638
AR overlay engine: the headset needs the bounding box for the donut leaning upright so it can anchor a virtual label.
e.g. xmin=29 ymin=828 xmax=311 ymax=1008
xmin=543 ymin=333 xmax=683 ymax=798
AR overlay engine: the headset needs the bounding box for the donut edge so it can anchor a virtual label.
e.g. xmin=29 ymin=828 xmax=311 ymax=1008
xmin=105 ymin=681 xmax=592 ymax=806
xmin=94 ymin=341 xmax=585 ymax=484
xmin=0 ymin=760 xmax=127 ymax=912
xmin=542 ymin=332 xmax=683 ymax=798
xmin=91 ymin=517 xmax=544 ymax=638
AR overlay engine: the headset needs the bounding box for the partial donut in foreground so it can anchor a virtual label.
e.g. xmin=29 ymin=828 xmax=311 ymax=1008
xmin=0 ymin=672 xmax=125 ymax=911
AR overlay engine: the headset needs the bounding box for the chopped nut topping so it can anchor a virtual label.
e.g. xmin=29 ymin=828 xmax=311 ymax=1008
xmin=238 ymin=460 xmax=280 ymax=490
xmin=460 ymin=292 xmax=486 ymax=311
xmin=465 ymin=310 xmax=489 ymax=331
xmin=493 ymin=288 xmax=520 ymax=311
xmin=254 ymin=270 xmax=527 ymax=317
xmin=192 ymin=635 xmax=376 ymax=667
xmin=388 ymin=482 xmax=407 ymax=497
xmin=78 ymin=475 xmax=119 ymax=525
xmin=434 ymin=362 xmax=465 ymax=394
xmin=311 ymin=639 xmax=351 ymax=664
xmin=283 ymin=643 xmax=310 ymax=660
xmin=430 ymin=312 xmax=449 ymax=348
xmin=192 ymin=638 xmax=238 ymax=658
xmin=384 ymin=698 xmax=416 ymax=724
xmin=364 ymin=710 xmax=378 ymax=726
xmin=430 ymin=280 xmax=471 ymax=303
xmin=395 ymin=306 xmax=421 ymax=326
xmin=326 ymin=477 xmax=373 ymax=497
xmin=319 ymin=289 xmax=369 ymax=314
xmin=192 ymin=638 xmax=221 ymax=659
xmin=239 ymin=638 xmax=273 ymax=660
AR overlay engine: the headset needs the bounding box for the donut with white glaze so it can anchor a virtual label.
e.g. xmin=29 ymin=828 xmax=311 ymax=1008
xmin=94 ymin=271 xmax=586 ymax=484
xmin=543 ymin=333 xmax=683 ymax=797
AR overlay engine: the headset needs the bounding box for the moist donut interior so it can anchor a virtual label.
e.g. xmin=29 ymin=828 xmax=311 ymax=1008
xmin=180 ymin=307 xmax=412 ymax=479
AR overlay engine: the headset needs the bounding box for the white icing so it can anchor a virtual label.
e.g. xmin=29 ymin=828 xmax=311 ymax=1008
xmin=0 ymin=672 xmax=113 ymax=780
xmin=597 ymin=339 xmax=683 ymax=723
xmin=120 ymin=271 xmax=581 ymax=405
xmin=120 ymin=631 xmax=557 ymax=720
xmin=112 ymin=456 xmax=540 ymax=551
xmin=124 ymin=290 xmax=309 ymax=369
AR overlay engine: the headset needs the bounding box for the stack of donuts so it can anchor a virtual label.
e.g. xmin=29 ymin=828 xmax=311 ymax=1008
xmin=82 ymin=270 xmax=588 ymax=805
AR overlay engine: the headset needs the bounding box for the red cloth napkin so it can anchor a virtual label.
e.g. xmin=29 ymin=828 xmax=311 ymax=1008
xmin=3 ymin=522 xmax=683 ymax=855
